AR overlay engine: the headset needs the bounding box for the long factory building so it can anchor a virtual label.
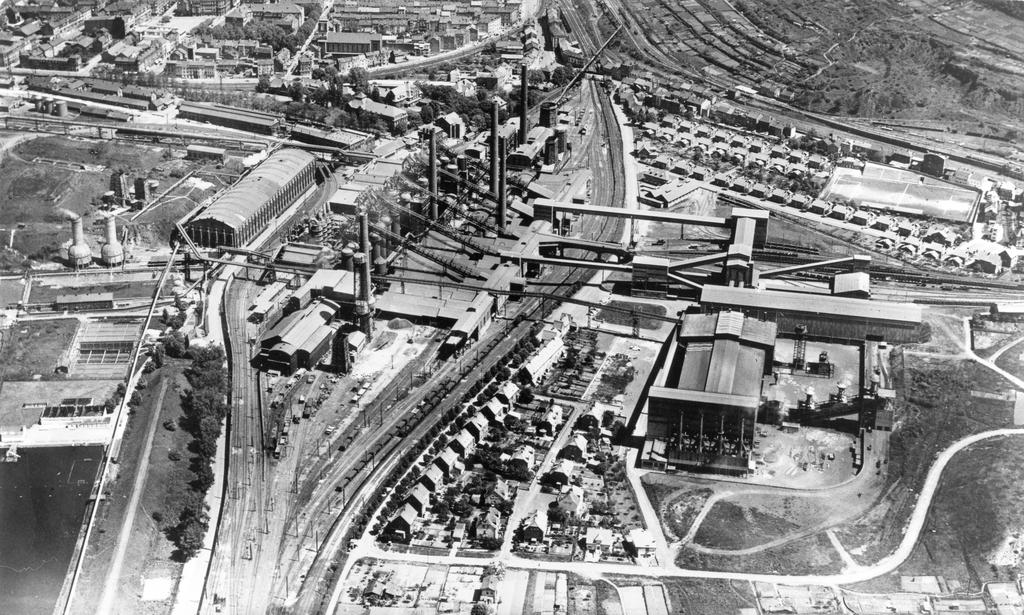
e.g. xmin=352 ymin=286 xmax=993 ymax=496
xmin=184 ymin=148 xmax=318 ymax=248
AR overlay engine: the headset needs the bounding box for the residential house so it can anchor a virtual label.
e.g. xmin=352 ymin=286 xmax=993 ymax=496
xmin=486 ymin=479 xmax=516 ymax=507
xmin=547 ymin=459 xmax=575 ymax=488
xmin=507 ymin=445 xmax=535 ymax=477
xmin=584 ymin=527 xmax=618 ymax=558
xmin=448 ymin=429 xmax=476 ymax=457
xmin=465 ymin=414 xmax=489 ymax=442
xmin=624 ymin=528 xmax=656 ymax=558
xmin=521 ymin=510 xmax=547 ymax=543
xmin=433 ymin=448 xmax=460 ymax=480
xmin=554 ymin=484 xmax=586 ymax=518
xmin=537 ymin=404 xmax=563 ymax=436
xmin=419 ymin=464 xmax=445 ymax=492
xmin=474 ymin=507 xmax=502 ymax=540
xmin=560 ymin=434 xmax=588 ymax=462
xmin=405 ymin=483 xmax=432 ymax=515
xmin=384 ymin=504 xmax=418 ymax=541
xmin=482 ymin=397 xmax=507 ymax=424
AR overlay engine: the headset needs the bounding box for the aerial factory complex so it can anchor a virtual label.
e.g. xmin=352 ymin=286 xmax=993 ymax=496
xmin=2 ymin=0 xmax=1024 ymax=613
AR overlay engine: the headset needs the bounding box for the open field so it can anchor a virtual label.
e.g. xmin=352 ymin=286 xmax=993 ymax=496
xmin=640 ymin=480 xmax=714 ymax=541
xmin=69 ymin=363 xmax=192 ymax=615
xmin=835 ymin=354 xmax=1015 ymax=564
xmin=824 ymin=165 xmax=979 ymax=222
xmin=677 ymin=532 xmax=843 ymax=574
xmin=659 ymin=578 xmax=756 ymax=615
xmin=0 ymin=318 xmax=78 ymax=380
xmin=693 ymin=501 xmax=801 ymax=550
xmin=847 ymin=435 xmax=1024 ymax=593
xmin=592 ymin=0 xmax=1024 ymax=128
xmin=0 ymin=136 xmax=219 ymax=270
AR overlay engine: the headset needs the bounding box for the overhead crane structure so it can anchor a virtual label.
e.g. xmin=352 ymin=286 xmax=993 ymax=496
xmin=371 ymin=187 xmax=499 ymax=257
xmin=169 ymin=227 xmax=675 ymax=334
xmin=554 ymin=24 xmax=624 ymax=105
xmin=368 ymin=223 xmax=485 ymax=281
xmin=395 ymin=175 xmax=509 ymax=239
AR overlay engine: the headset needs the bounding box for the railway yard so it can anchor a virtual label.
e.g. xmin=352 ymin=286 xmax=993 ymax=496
xmin=0 ymin=0 xmax=1023 ymax=613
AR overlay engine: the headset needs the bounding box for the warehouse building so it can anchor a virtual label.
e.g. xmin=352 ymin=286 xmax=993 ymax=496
xmin=256 ymin=298 xmax=340 ymax=375
xmin=698 ymin=286 xmax=923 ymax=344
xmin=178 ymin=101 xmax=284 ymax=134
xmin=185 ymin=148 xmax=318 ymax=248
xmin=641 ymin=311 xmax=777 ymax=475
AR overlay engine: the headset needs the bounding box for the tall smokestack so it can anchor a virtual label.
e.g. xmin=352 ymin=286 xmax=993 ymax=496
xmin=354 ymin=252 xmax=373 ymax=337
xmin=490 ymin=99 xmax=500 ymax=198
xmin=100 ymin=215 xmax=124 ymax=267
xmin=64 ymin=210 xmax=92 ymax=269
xmin=497 ymin=136 xmax=507 ymax=229
xmin=357 ymin=208 xmax=370 ymax=258
xmin=428 ymin=130 xmax=438 ymax=220
xmin=519 ymin=64 xmax=529 ymax=145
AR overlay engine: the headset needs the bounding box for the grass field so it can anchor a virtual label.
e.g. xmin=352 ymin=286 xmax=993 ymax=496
xmin=677 ymin=532 xmax=842 ymax=574
xmin=824 ymin=165 xmax=979 ymax=222
xmin=0 ymin=136 xmax=205 ymax=270
xmin=69 ymin=363 xmax=194 ymax=615
xmin=835 ymin=354 xmax=1014 ymax=564
xmin=641 ymin=480 xmax=713 ymax=541
xmin=692 ymin=501 xmax=801 ymax=550
xmin=847 ymin=435 xmax=1024 ymax=593
xmin=0 ymin=318 xmax=78 ymax=380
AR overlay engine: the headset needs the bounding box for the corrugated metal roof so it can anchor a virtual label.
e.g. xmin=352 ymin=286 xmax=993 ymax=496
xmin=700 ymin=285 xmax=921 ymax=324
xmin=193 ymin=148 xmax=315 ymax=230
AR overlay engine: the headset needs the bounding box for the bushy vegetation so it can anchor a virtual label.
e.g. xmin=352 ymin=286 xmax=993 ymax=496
xmin=169 ymin=344 xmax=228 ymax=560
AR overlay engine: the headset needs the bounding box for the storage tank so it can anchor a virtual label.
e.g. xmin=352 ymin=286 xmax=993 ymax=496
xmin=54 ymin=100 xmax=67 ymax=117
xmin=341 ymin=247 xmax=355 ymax=271
xmin=64 ymin=211 xmax=92 ymax=268
xmin=100 ymin=215 xmax=124 ymax=267
xmin=43 ymin=98 xmax=53 ymax=114
xmin=540 ymin=101 xmax=558 ymax=128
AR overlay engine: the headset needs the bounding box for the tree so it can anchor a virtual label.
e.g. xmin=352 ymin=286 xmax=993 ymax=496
xmin=519 ymin=387 xmax=535 ymax=404
xmin=349 ymin=67 xmax=369 ymax=94
xmin=471 ymin=603 xmax=494 ymax=615
xmin=256 ymin=74 xmax=271 ymax=93
xmin=163 ymin=332 xmax=189 ymax=358
xmin=175 ymin=517 xmax=206 ymax=560
xmin=420 ymin=103 xmax=435 ymax=125
xmin=551 ymin=66 xmax=576 ymax=86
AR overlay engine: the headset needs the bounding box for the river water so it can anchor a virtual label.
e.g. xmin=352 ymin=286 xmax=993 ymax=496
xmin=0 ymin=445 xmax=103 ymax=615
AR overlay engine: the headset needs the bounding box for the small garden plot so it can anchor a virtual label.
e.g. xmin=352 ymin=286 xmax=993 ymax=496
xmin=593 ymin=354 xmax=636 ymax=403
xmin=540 ymin=329 xmax=603 ymax=399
